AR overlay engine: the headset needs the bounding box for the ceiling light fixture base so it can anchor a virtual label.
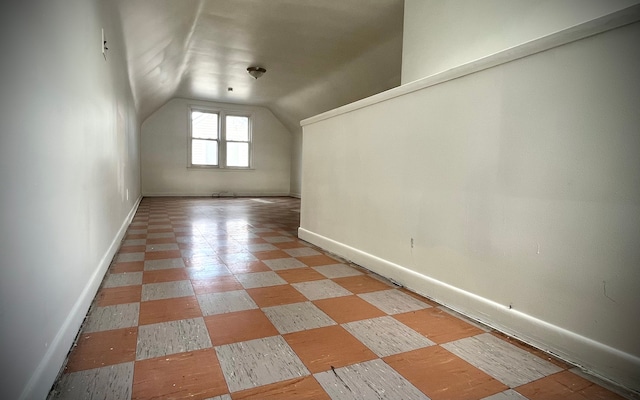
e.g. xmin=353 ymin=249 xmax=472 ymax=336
xmin=247 ymin=66 xmax=266 ymax=79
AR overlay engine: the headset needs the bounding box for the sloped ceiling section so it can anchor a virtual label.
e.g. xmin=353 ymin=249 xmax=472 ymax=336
xmin=115 ymin=0 xmax=404 ymax=132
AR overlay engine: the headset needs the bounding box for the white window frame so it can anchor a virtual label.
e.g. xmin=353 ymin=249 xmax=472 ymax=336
xmin=187 ymin=106 xmax=253 ymax=169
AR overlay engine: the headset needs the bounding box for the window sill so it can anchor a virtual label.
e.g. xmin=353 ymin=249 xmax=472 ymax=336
xmin=187 ymin=166 xmax=254 ymax=171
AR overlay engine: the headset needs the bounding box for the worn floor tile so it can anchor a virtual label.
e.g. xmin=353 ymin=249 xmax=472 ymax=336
xmin=65 ymin=328 xmax=137 ymax=372
xmin=218 ymin=252 xmax=258 ymax=264
xmin=132 ymin=349 xmax=227 ymax=399
xmin=192 ymin=276 xmax=243 ymax=295
xmin=274 ymin=240 xmax=308 ymax=249
xmin=313 ymin=296 xmax=386 ymax=324
xmin=263 ymin=258 xmax=307 ymax=270
xmin=292 ymin=279 xmax=352 ymax=300
xmin=252 ymin=249 xmax=292 ymax=260
xmin=246 ymin=243 xmax=279 ymax=253
xmin=197 ymin=290 xmax=258 ymax=316
xmin=332 ymin=275 xmax=392 ymax=294
xmin=358 ymin=289 xmax=429 ymax=314
xmin=186 ymin=265 xmax=233 ymax=280
xmin=247 ymin=285 xmax=307 ymax=307
xmin=103 ymin=272 xmax=143 ymax=288
xmin=312 ymin=264 xmax=363 ymax=279
xmin=141 ymin=280 xmax=195 ymax=301
xmin=515 ymin=370 xmax=625 ymax=400
xmin=481 ymin=390 xmax=529 ymax=400
xmin=143 ymin=258 xmax=186 ymax=270
xmin=384 ymin=346 xmax=508 ymax=400
xmin=263 ymin=302 xmax=337 ymax=334
xmin=225 ymin=261 xmax=271 ymax=274
xmin=262 ymin=236 xmax=295 ymax=244
xmin=205 ymin=309 xmax=279 ymax=346
xmin=442 ymin=333 xmax=562 ymax=388
xmin=146 ymin=232 xmax=175 ymax=239
xmin=284 ymin=248 xmax=322 ymax=258
xmin=51 ymin=362 xmax=133 ymax=400
xmin=142 ymin=268 xmax=189 ymax=284
xmin=394 ymin=307 xmax=483 ymax=344
xmin=145 ymin=243 xmax=179 ymax=252
xmin=116 ymin=252 xmax=145 ymax=263
xmin=111 ymin=261 xmax=145 ymax=274
xmin=343 ymin=316 xmax=433 ymax=357
xmin=236 ymin=271 xmax=287 ymax=289
xmin=314 ymin=359 xmax=428 ymax=400
xmin=294 ymin=254 xmax=340 ymax=266
xmin=136 ymin=317 xmax=212 ymax=360
xmin=276 ymin=268 xmax=326 ymax=283
xmin=284 ymin=325 xmax=377 ymax=373
xmin=139 ymin=296 xmax=202 ymax=325
xmin=83 ymin=303 xmax=139 ymax=333
xmin=97 ymin=286 xmax=142 ymax=306
xmin=215 ymin=336 xmax=309 ymax=392
xmin=231 ymin=376 xmax=329 ymax=399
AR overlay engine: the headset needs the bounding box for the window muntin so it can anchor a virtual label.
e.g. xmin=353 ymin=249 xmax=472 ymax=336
xmin=188 ymin=108 xmax=251 ymax=169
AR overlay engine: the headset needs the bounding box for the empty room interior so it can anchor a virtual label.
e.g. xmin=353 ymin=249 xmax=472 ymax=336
xmin=1 ymin=0 xmax=639 ymax=399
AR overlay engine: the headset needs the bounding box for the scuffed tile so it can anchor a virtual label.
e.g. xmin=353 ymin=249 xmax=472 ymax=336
xmin=246 ymin=243 xmax=279 ymax=252
xmin=197 ymin=290 xmax=258 ymax=316
xmin=442 ymin=333 xmax=562 ymax=387
xmin=83 ymin=303 xmax=139 ymax=333
xmin=263 ymin=258 xmax=307 ymax=271
xmin=145 ymin=243 xmax=179 ymax=252
xmin=263 ymin=302 xmax=336 ymax=334
xmin=358 ymin=289 xmax=430 ymax=314
xmin=262 ymin=236 xmax=295 ymax=243
xmin=284 ymin=247 xmax=322 ymax=257
xmin=215 ymin=336 xmax=309 ymax=392
xmin=103 ymin=272 xmax=142 ymax=288
xmin=314 ymin=359 xmax=428 ymax=400
xmin=143 ymin=258 xmax=186 ymax=270
xmin=50 ymin=362 xmax=133 ymax=400
xmin=136 ymin=317 xmax=212 ymax=360
xmin=236 ymin=272 xmax=287 ymax=289
xmin=141 ymin=280 xmax=194 ymax=301
xmin=116 ymin=252 xmax=144 ymax=263
xmin=312 ymin=264 xmax=363 ymax=279
xmin=481 ymin=389 xmax=530 ymax=400
xmin=292 ymin=280 xmax=352 ymax=300
xmin=343 ymin=316 xmax=433 ymax=357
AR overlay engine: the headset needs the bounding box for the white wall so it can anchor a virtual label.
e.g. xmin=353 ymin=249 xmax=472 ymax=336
xmin=402 ymin=0 xmax=640 ymax=84
xmin=290 ymin=131 xmax=303 ymax=197
xmin=301 ymin=12 xmax=640 ymax=393
xmin=0 ymin=1 xmax=141 ymax=399
xmin=141 ymin=98 xmax=291 ymax=196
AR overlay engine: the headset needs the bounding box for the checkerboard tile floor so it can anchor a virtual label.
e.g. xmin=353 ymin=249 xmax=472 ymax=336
xmin=49 ymin=197 xmax=632 ymax=399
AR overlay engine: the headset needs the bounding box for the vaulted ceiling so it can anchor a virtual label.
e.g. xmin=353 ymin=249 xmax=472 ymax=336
xmin=115 ymin=0 xmax=404 ymax=132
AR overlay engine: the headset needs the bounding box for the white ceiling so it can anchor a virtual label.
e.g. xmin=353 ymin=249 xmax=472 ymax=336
xmin=115 ymin=0 xmax=404 ymax=132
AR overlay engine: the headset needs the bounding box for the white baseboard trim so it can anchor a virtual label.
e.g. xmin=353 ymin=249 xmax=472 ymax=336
xmin=142 ymin=191 xmax=292 ymax=197
xmin=290 ymin=192 xmax=301 ymax=199
xmin=298 ymin=227 xmax=640 ymax=394
xmin=22 ymin=196 xmax=143 ymax=400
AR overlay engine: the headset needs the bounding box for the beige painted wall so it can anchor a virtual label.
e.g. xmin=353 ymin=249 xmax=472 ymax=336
xmin=301 ymin=14 xmax=640 ymax=392
xmin=0 ymin=0 xmax=141 ymax=398
xmin=141 ymin=98 xmax=291 ymax=196
xmin=402 ymin=0 xmax=640 ymax=83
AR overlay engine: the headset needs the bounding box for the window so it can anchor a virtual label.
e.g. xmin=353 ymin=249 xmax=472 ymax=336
xmin=188 ymin=108 xmax=251 ymax=168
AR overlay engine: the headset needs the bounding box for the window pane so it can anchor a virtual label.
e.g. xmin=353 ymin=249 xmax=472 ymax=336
xmin=191 ymin=139 xmax=218 ymax=165
xmin=226 ymin=116 xmax=249 ymax=141
xmin=226 ymin=142 xmax=249 ymax=167
xmin=192 ymin=111 xmax=218 ymax=139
